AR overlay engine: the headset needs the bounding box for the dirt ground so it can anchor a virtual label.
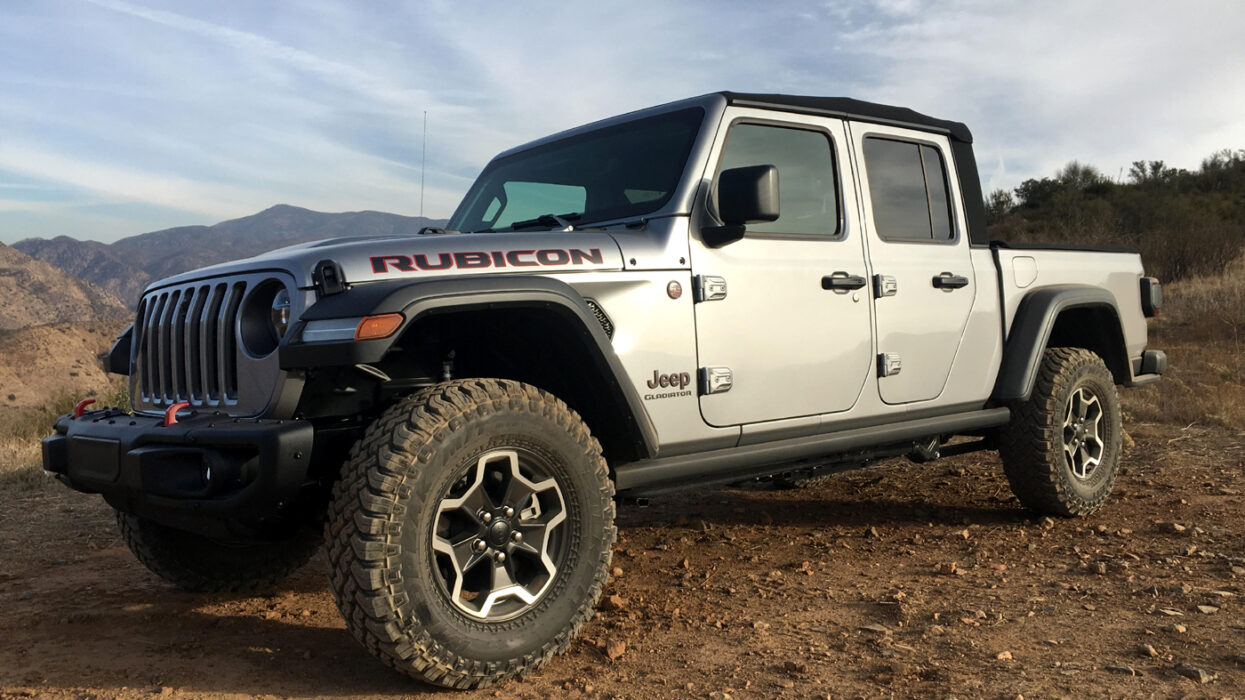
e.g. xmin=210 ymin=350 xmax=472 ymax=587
xmin=1 ymin=420 xmax=1242 ymax=700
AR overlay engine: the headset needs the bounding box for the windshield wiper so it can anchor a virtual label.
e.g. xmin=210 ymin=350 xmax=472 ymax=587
xmin=509 ymin=213 xmax=581 ymax=231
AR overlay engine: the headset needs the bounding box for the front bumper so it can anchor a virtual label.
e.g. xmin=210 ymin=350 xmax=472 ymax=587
xmin=43 ymin=409 xmax=314 ymax=539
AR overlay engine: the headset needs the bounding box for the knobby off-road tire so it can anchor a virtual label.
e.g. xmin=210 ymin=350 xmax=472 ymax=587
xmin=999 ymin=347 xmax=1123 ymax=517
xmin=325 ymin=379 xmax=616 ymax=689
xmin=116 ymin=512 xmax=321 ymax=593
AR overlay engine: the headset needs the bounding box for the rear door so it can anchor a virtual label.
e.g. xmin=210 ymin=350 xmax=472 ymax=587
xmin=692 ymin=110 xmax=873 ymax=426
xmin=850 ymin=124 xmax=977 ymax=405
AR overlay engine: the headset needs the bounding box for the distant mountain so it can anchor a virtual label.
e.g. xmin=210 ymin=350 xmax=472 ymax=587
xmin=0 ymin=243 xmax=129 ymax=331
xmin=15 ymin=204 xmax=446 ymax=306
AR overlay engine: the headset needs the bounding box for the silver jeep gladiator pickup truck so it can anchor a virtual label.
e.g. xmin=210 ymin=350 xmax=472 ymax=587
xmin=44 ymin=92 xmax=1165 ymax=688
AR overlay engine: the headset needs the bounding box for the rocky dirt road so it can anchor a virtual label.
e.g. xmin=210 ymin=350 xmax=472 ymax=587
xmin=2 ymin=421 xmax=1242 ymax=699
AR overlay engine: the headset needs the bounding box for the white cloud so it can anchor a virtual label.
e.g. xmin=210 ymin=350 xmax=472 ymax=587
xmin=1 ymin=0 xmax=1243 ymax=242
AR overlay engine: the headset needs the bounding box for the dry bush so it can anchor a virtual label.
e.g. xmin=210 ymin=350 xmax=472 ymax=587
xmin=0 ymin=382 xmax=128 ymax=490
xmin=1120 ymin=253 xmax=1245 ymax=429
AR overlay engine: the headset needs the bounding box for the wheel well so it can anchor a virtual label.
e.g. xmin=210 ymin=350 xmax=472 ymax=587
xmin=1047 ymin=306 xmax=1131 ymax=385
xmin=370 ymin=307 xmax=647 ymax=465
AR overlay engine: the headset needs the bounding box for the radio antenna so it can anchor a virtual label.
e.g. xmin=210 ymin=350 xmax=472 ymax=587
xmin=420 ymin=110 xmax=427 ymax=217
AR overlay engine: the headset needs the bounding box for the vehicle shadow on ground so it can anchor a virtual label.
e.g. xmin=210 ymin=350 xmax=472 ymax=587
xmin=616 ymin=486 xmax=1033 ymax=531
xmin=5 ymin=554 xmax=460 ymax=698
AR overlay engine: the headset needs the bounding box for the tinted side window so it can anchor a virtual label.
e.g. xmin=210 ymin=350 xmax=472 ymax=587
xmin=717 ymin=123 xmax=839 ymax=236
xmin=863 ymin=137 xmax=954 ymax=241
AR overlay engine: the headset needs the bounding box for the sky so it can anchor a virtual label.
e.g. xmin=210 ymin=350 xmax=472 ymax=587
xmin=1 ymin=0 xmax=1243 ymax=243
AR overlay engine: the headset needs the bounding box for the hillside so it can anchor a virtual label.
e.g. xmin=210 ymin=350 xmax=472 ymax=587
xmin=16 ymin=204 xmax=446 ymax=306
xmin=0 ymin=244 xmax=129 ymax=330
xmin=986 ymin=149 xmax=1245 ymax=282
xmin=0 ymin=321 xmax=126 ymax=411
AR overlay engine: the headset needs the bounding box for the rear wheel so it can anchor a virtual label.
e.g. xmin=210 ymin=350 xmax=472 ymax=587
xmin=999 ymin=347 xmax=1123 ymax=516
xmin=325 ymin=379 xmax=615 ymax=689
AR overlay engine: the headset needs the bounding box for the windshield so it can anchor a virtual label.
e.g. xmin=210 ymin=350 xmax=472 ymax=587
xmin=448 ymin=107 xmax=705 ymax=232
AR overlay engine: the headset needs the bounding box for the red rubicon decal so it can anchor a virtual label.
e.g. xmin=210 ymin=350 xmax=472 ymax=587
xmin=370 ymin=248 xmax=604 ymax=274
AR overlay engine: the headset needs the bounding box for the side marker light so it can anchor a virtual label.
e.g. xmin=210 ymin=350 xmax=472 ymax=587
xmin=355 ymin=313 xmax=404 ymax=341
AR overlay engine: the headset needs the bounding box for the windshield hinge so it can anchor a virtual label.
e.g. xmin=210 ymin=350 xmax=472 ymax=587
xmin=313 ymin=259 xmax=347 ymax=297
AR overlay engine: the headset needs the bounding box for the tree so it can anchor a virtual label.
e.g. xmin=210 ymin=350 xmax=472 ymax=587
xmin=985 ymin=188 xmax=1015 ymax=223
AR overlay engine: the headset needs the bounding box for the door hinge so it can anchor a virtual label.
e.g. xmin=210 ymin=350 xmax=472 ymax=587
xmin=874 ymin=274 xmax=897 ymax=298
xmin=878 ymin=352 xmax=902 ymax=377
xmin=694 ymin=275 xmax=728 ymax=302
xmin=699 ymin=366 xmax=733 ymax=395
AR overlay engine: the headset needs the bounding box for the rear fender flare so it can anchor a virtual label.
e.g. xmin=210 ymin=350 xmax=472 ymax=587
xmin=992 ymin=285 xmax=1127 ymax=402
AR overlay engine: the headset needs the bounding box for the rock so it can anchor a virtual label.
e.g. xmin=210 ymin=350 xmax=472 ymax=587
xmin=1094 ymin=524 xmax=1109 ymax=535
xmin=996 ymin=650 xmax=1013 ymax=661
xmin=1105 ymin=664 xmax=1136 ymax=675
xmin=1157 ymin=608 xmax=1184 ymax=616
xmin=1139 ymin=644 xmax=1159 ymax=658
xmin=1174 ymin=664 xmax=1213 ymax=684
xmin=751 ymin=620 xmax=769 ymax=630
xmin=1197 ymin=605 xmax=1219 ymax=614
xmin=17 ymin=592 xmax=33 ymax=600
xmin=1094 ymin=562 xmax=1108 ymax=575
xmin=860 ymin=623 xmax=891 ymax=634
xmin=603 ymin=594 xmax=628 ymax=611
xmin=605 ymin=640 xmax=626 ymax=660
xmin=957 ymin=529 xmax=970 ymax=540
xmin=1040 ymin=517 xmax=1055 ymax=530
xmin=1158 ymin=522 xmax=1187 ymax=534
xmin=611 ymin=566 xmax=623 ymax=577
xmin=1231 ymin=566 xmax=1245 ymax=576
xmin=159 ymin=687 xmax=174 ymax=696
xmin=783 ymin=660 xmax=808 ymax=674
xmin=866 ymin=526 xmax=880 ymax=538
xmin=936 ymin=562 xmax=958 ymax=576
xmin=1169 ymin=624 xmax=1187 ymax=634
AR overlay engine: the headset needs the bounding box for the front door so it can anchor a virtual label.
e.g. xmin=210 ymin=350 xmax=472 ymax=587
xmin=850 ymin=124 xmax=977 ymax=405
xmin=692 ymin=110 xmax=873 ymax=427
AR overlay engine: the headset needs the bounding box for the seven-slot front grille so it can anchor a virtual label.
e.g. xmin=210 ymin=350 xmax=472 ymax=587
xmin=135 ymin=281 xmax=247 ymax=406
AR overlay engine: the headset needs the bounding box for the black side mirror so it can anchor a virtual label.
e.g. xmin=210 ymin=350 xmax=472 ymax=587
xmin=703 ymin=165 xmax=779 ymax=247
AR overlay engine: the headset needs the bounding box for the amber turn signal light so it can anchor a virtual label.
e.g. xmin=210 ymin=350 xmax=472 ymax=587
xmin=355 ymin=313 xmax=404 ymax=341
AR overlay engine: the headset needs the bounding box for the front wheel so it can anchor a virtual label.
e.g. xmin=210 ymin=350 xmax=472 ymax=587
xmin=325 ymin=379 xmax=615 ymax=689
xmin=116 ymin=512 xmax=321 ymax=592
xmin=999 ymin=347 xmax=1123 ymax=516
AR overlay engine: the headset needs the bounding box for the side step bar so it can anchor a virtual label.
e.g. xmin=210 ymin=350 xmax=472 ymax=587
xmin=614 ymin=407 xmax=1011 ymax=495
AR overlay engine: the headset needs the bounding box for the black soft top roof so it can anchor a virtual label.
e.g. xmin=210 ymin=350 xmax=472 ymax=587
xmin=721 ymin=92 xmax=973 ymax=144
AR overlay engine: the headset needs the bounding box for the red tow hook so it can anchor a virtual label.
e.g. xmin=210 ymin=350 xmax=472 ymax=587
xmin=163 ymin=402 xmax=191 ymax=427
xmin=73 ymin=398 xmax=96 ymax=418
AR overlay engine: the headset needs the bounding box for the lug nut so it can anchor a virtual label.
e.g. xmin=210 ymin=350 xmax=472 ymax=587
xmin=511 ymin=532 xmax=523 ymax=543
xmin=473 ymin=539 xmax=487 ymax=553
xmin=494 ymin=551 xmax=506 ymax=563
xmin=480 ymin=511 xmax=492 ymax=523
xmin=503 ymin=506 xmax=515 ymax=518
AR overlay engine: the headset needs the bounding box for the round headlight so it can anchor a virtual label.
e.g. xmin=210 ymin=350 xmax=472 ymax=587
xmin=271 ymin=288 xmax=290 ymax=338
xmin=240 ymin=280 xmax=290 ymax=358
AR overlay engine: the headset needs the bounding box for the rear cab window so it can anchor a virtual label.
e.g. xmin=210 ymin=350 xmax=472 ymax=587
xmin=862 ymin=137 xmax=954 ymax=242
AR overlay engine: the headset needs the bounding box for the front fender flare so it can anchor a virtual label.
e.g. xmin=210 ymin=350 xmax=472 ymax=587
xmin=279 ymin=276 xmax=657 ymax=458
